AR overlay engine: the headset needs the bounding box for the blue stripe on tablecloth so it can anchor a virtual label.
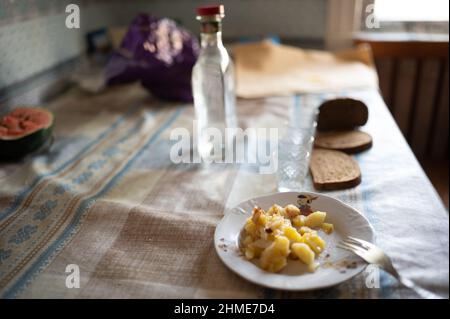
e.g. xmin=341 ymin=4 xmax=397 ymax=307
xmin=2 ymin=107 xmax=183 ymax=298
xmin=355 ymin=152 xmax=397 ymax=299
xmin=0 ymin=102 xmax=142 ymax=221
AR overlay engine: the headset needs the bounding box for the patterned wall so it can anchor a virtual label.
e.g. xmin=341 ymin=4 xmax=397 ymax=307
xmin=0 ymin=0 xmax=108 ymax=26
xmin=0 ymin=1 xmax=121 ymax=90
xmin=0 ymin=0 xmax=327 ymax=91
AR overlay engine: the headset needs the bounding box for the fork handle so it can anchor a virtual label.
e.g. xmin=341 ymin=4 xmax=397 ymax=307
xmin=382 ymin=266 xmax=443 ymax=299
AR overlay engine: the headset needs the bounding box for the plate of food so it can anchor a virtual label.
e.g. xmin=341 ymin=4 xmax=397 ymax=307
xmin=214 ymin=191 xmax=375 ymax=291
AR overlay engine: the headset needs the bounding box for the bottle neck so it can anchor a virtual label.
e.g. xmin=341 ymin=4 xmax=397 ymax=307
xmin=199 ymin=19 xmax=223 ymax=48
xmin=200 ymin=31 xmax=223 ymax=48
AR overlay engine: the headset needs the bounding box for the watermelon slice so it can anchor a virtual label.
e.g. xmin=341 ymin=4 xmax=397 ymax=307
xmin=0 ymin=107 xmax=54 ymax=159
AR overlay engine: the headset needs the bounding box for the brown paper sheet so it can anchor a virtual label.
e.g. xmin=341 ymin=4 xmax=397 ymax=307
xmin=233 ymin=41 xmax=379 ymax=98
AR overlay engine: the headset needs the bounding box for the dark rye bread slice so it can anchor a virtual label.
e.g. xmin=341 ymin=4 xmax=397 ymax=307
xmin=310 ymin=149 xmax=361 ymax=190
xmin=317 ymin=98 xmax=368 ymax=131
xmin=314 ymin=130 xmax=373 ymax=154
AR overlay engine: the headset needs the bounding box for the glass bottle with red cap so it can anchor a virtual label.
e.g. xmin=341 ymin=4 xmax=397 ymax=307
xmin=192 ymin=4 xmax=237 ymax=160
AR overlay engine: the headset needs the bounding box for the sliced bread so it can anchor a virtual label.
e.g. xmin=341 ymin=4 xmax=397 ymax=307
xmin=310 ymin=149 xmax=361 ymax=190
xmin=315 ymin=130 xmax=372 ymax=154
xmin=317 ymin=98 xmax=368 ymax=131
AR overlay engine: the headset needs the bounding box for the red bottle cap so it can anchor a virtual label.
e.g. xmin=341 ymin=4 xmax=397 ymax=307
xmin=196 ymin=4 xmax=225 ymax=16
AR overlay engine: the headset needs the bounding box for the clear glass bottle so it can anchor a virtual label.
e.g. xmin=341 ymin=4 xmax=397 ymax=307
xmin=192 ymin=4 xmax=237 ymax=160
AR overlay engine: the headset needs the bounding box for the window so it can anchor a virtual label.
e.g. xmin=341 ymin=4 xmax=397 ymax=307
xmin=374 ymin=0 xmax=449 ymax=22
xmin=359 ymin=0 xmax=449 ymax=34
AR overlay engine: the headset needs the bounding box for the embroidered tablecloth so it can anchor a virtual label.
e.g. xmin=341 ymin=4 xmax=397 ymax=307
xmin=0 ymin=84 xmax=448 ymax=298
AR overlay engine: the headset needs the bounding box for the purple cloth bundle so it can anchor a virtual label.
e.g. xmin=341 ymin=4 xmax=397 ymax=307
xmin=106 ymin=14 xmax=199 ymax=102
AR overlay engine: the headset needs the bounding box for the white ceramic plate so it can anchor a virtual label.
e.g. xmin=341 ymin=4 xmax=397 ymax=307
xmin=214 ymin=191 xmax=375 ymax=291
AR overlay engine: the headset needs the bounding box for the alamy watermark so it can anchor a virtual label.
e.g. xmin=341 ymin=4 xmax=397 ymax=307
xmin=364 ymin=264 xmax=381 ymax=289
xmin=170 ymin=121 xmax=279 ymax=174
xmin=365 ymin=4 xmax=380 ymax=29
xmin=65 ymin=4 xmax=80 ymax=29
xmin=65 ymin=264 xmax=80 ymax=288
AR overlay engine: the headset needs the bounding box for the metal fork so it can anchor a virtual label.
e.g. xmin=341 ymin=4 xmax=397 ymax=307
xmin=338 ymin=236 xmax=442 ymax=299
